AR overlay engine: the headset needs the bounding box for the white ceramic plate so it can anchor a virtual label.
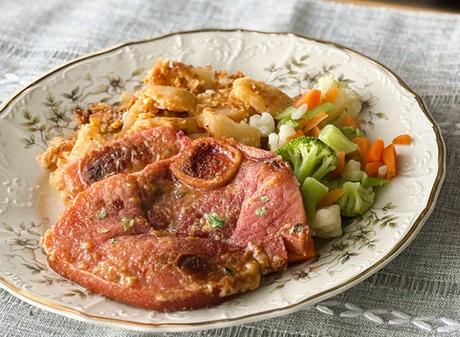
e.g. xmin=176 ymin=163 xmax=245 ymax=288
xmin=0 ymin=30 xmax=445 ymax=332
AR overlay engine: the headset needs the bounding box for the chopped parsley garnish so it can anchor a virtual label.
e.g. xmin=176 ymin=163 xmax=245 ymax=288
xmin=260 ymin=195 xmax=270 ymax=203
xmin=121 ymin=216 xmax=135 ymax=232
xmin=293 ymin=223 xmax=303 ymax=233
xmin=204 ymin=212 xmax=225 ymax=228
xmin=255 ymin=207 xmax=267 ymax=217
xmin=97 ymin=227 xmax=111 ymax=234
xmin=97 ymin=207 xmax=107 ymax=219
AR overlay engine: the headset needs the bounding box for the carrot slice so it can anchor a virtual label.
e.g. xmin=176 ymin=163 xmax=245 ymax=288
xmin=365 ymin=162 xmax=383 ymax=177
xmin=330 ymin=151 xmax=346 ymax=177
xmin=324 ymin=83 xmax=339 ymax=103
xmin=365 ymin=138 xmax=384 ymax=163
xmin=383 ymin=143 xmax=397 ymax=179
xmin=295 ymin=89 xmax=321 ymax=109
xmin=317 ymin=188 xmax=344 ymax=208
xmin=286 ymin=130 xmax=304 ymax=142
xmin=341 ymin=114 xmax=359 ymax=128
xmin=392 ymin=134 xmax=412 ymax=145
xmin=306 ymin=126 xmax=321 ymax=137
xmin=300 ymin=111 xmax=328 ymax=133
xmin=353 ymin=137 xmax=370 ymax=162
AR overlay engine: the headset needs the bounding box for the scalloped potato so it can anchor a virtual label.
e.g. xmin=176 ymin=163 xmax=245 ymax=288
xmin=37 ymin=59 xmax=292 ymax=172
xmin=230 ymin=77 xmax=293 ymax=115
xmin=142 ymin=85 xmax=197 ymax=112
xmin=196 ymin=88 xmax=253 ymax=124
xmin=202 ymin=110 xmax=261 ymax=147
xmin=130 ymin=116 xmax=201 ymax=134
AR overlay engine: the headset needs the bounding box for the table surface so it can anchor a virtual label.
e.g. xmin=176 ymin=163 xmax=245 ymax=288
xmin=0 ymin=1 xmax=459 ymax=336
xmin=332 ymin=0 xmax=460 ymax=13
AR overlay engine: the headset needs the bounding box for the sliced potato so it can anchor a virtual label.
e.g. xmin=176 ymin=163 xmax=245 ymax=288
xmin=121 ymin=85 xmax=197 ymax=135
xmin=196 ymin=88 xmax=252 ymax=124
xmin=191 ymin=66 xmax=215 ymax=89
xmin=202 ymin=110 xmax=260 ymax=147
xmin=214 ymin=69 xmax=245 ymax=89
xmin=142 ymin=85 xmax=197 ymax=113
xmin=144 ymin=58 xmax=215 ymax=94
xmin=121 ymin=94 xmax=158 ymax=133
xmin=130 ymin=116 xmax=202 ymax=134
xmin=230 ymin=77 xmax=293 ymax=115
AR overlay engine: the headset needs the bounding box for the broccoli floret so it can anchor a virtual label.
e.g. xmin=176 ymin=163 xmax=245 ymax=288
xmin=337 ymin=181 xmax=375 ymax=217
xmin=318 ymin=124 xmax=358 ymax=154
xmin=301 ymin=177 xmax=329 ymax=222
xmin=323 ymin=177 xmax=345 ymax=190
xmin=340 ymin=126 xmax=366 ymax=140
xmin=277 ymin=136 xmax=339 ymax=182
xmin=278 ymin=117 xmax=300 ymax=129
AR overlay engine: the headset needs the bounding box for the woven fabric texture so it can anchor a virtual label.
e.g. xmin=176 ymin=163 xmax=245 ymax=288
xmin=0 ymin=0 xmax=459 ymax=336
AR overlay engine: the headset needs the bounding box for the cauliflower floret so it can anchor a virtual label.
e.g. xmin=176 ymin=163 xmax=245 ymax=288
xmin=313 ymin=74 xmax=362 ymax=126
xmin=378 ymin=165 xmax=388 ymax=178
xmin=268 ymin=124 xmax=296 ymax=152
xmin=312 ymin=204 xmax=343 ymax=238
xmin=249 ymin=112 xmax=275 ymax=136
xmin=291 ymin=104 xmax=308 ymax=120
xmin=342 ymin=159 xmax=363 ymax=182
xmin=331 ymin=86 xmax=362 ymax=125
xmin=316 ymin=74 xmax=336 ymax=100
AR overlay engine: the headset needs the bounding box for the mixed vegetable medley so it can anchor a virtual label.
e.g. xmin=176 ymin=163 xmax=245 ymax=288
xmin=248 ymin=74 xmax=413 ymax=238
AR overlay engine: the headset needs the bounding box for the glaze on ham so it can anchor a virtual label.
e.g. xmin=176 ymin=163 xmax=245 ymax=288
xmin=44 ymin=132 xmax=315 ymax=311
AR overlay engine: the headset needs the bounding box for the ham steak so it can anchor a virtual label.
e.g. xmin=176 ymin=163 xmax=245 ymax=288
xmin=44 ymin=133 xmax=315 ymax=311
xmin=49 ymin=126 xmax=188 ymax=202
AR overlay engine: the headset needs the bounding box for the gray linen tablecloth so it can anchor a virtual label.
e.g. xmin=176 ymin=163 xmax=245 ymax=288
xmin=0 ymin=0 xmax=459 ymax=336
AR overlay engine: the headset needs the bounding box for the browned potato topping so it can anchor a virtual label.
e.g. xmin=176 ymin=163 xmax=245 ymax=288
xmin=196 ymin=88 xmax=253 ymax=123
xmin=143 ymin=58 xmax=215 ymax=94
xmin=38 ymin=59 xmax=293 ymax=172
xmin=36 ymin=137 xmax=74 ymax=169
xmin=141 ymin=85 xmax=197 ymax=113
xmin=230 ymin=77 xmax=293 ymax=115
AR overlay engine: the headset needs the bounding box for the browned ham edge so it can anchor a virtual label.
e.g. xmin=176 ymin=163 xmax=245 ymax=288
xmin=49 ymin=126 xmax=189 ymax=203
